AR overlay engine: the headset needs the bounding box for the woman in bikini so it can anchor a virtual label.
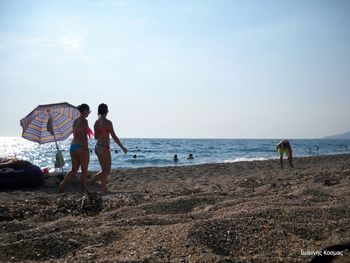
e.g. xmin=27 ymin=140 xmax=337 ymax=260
xmin=59 ymin=103 xmax=92 ymax=192
xmin=92 ymin=103 xmax=128 ymax=192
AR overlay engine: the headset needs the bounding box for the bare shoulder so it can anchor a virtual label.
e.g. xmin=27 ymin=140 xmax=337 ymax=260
xmin=74 ymin=118 xmax=83 ymax=127
xmin=107 ymin=119 xmax=113 ymax=127
xmin=94 ymin=119 xmax=101 ymax=127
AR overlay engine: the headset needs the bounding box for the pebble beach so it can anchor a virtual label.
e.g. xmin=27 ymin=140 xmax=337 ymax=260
xmin=1 ymin=154 xmax=350 ymax=262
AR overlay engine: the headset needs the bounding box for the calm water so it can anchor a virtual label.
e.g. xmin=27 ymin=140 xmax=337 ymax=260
xmin=0 ymin=137 xmax=349 ymax=171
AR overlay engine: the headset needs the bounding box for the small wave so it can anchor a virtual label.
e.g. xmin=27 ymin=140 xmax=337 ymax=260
xmin=224 ymin=157 xmax=270 ymax=163
xmin=124 ymin=158 xmax=173 ymax=165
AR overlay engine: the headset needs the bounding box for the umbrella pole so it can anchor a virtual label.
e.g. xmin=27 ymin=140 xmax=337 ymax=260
xmin=49 ymin=115 xmax=64 ymax=174
xmin=53 ymin=134 xmax=64 ymax=174
xmin=53 ymin=134 xmax=59 ymax=151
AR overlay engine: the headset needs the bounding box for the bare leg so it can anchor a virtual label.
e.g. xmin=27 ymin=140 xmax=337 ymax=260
xmin=93 ymin=147 xmax=111 ymax=193
xmin=92 ymin=147 xmax=103 ymax=182
xmin=288 ymin=157 xmax=293 ymax=168
xmin=79 ymin=149 xmax=90 ymax=193
xmin=279 ymin=156 xmax=284 ymax=170
xmin=100 ymin=150 xmax=111 ymax=193
xmin=59 ymin=152 xmax=80 ymax=192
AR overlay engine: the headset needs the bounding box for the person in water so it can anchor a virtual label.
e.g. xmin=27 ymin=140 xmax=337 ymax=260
xmin=187 ymin=153 xmax=194 ymax=160
xmin=59 ymin=104 xmax=92 ymax=192
xmin=174 ymin=154 xmax=179 ymax=163
xmin=276 ymin=139 xmax=293 ymax=170
xmin=92 ymin=103 xmax=128 ymax=192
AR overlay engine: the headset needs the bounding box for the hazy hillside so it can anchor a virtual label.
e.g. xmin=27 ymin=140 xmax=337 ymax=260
xmin=323 ymin=131 xmax=350 ymax=139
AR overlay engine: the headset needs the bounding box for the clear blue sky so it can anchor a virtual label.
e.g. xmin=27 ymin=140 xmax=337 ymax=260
xmin=1 ymin=0 xmax=349 ymax=138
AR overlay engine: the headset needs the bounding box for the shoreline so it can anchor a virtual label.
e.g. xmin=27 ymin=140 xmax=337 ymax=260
xmin=82 ymin=152 xmax=350 ymax=172
xmin=1 ymin=153 xmax=349 ymax=262
xmin=98 ymin=152 xmax=350 ymax=171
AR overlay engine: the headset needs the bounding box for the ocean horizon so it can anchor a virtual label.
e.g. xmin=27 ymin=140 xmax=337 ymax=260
xmin=1 ymin=137 xmax=349 ymax=172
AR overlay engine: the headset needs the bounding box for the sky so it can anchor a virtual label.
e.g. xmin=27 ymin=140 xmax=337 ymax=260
xmin=1 ymin=0 xmax=350 ymax=139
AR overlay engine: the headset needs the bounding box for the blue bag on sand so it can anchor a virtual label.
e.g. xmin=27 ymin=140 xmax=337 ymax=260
xmin=0 ymin=158 xmax=44 ymax=189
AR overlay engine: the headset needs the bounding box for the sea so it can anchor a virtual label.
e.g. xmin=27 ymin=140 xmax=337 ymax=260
xmin=0 ymin=137 xmax=349 ymax=172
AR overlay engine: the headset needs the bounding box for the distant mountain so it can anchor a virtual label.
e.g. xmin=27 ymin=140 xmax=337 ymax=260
xmin=323 ymin=131 xmax=350 ymax=139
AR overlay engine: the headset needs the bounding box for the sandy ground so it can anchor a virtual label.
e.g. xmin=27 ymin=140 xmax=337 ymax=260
xmin=0 ymin=154 xmax=349 ymax=262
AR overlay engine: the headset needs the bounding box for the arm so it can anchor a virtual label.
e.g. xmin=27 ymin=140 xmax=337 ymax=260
xmin=288 ymin=145 xmax=293 ymax=157
xmin=82 ymin=119 xmax=89 ymax=149
xmin=94 ymin=122 xmax=99 ymax=140
xmin=276 ymin=143 xmax=280 ymax=153
xmin=109 ymin=122 xmax=128 ymax=153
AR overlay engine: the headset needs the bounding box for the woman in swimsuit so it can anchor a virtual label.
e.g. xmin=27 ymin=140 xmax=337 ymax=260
xmin=59 ymin=103 xmax=91 ymax=192
xmin=92 ymin=103 xmax=128 ymax=192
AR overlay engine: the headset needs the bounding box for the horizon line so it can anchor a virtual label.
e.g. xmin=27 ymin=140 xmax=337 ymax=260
xmin=0 ymin=136 xmax=338 ymax=140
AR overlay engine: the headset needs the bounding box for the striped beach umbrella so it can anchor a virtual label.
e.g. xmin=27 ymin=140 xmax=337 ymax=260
xmin=20 ymin=102 xmax=81 ymax=170
xmin=20 ymin=102 xmax=80 ymax=144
